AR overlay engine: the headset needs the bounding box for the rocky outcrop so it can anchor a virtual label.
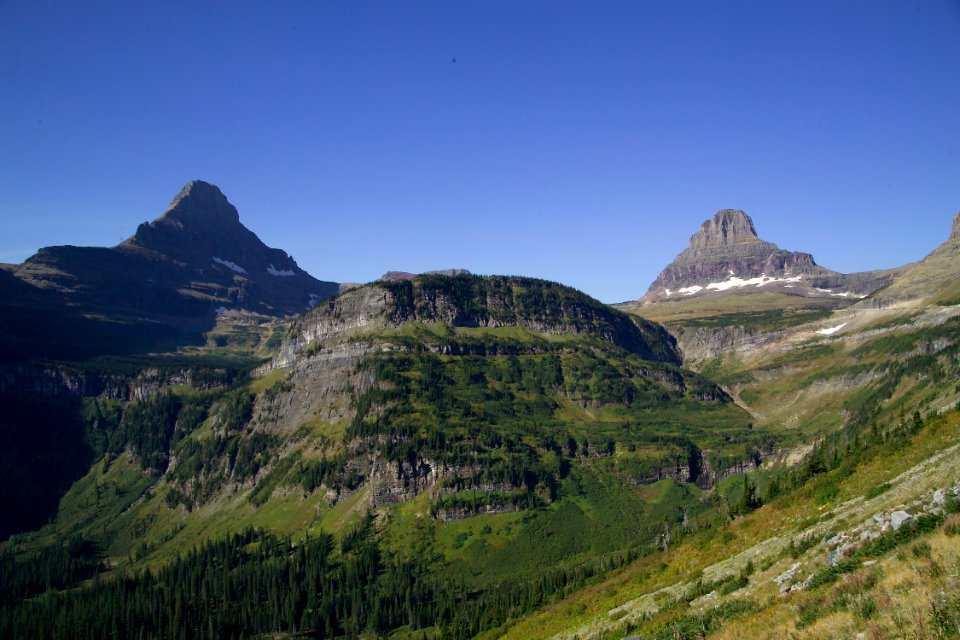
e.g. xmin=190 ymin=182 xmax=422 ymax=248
xmin=0 ymin=363 xmax=239 ymax=401
xmin=269 ymin=274 xmax=684 ymax=368
xmin=669 ymin=325 xmax=767 ymax=363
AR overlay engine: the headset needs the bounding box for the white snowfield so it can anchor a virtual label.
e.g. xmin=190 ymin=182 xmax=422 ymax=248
xmin=213 ymin=257 xmax=248 ymax=274
xmin=267 ymin=264 xmax=296 ymax=277
xmin=307 ymin=292 xmax=321 ymax=309
xmin=707 ymin=274 xmax=802 ymax=291
xmin=664 ymin=274 xmax=802 ymax=297
xmin=816 ymin=323 xmax=847 ymax=336
xmin=215 ymin=306 xmax=228 ymax=315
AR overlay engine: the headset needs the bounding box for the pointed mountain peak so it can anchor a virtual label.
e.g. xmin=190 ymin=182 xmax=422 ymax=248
xmin=951 ymin=211 xmax=960 ymax=240
xmin=163 ymin=180 xmax=240 ymax=226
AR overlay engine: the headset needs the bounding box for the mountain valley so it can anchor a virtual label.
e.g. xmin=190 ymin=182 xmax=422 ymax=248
xmin=1 ymin=191 xmax=959 ymax=639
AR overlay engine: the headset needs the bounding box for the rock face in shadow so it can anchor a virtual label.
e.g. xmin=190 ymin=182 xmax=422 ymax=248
xmin=3 ymin=181 xmax=339 ymax=360
xmin=17 ymin=180 xmax=338 ymax=319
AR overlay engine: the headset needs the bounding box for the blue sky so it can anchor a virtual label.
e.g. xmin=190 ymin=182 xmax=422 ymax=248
xmin=1 ymin=1 xmax=958 ymax=303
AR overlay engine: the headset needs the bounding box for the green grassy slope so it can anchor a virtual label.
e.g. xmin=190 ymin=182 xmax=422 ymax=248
xmin=0 ymin=276 xmax=775 ymax=640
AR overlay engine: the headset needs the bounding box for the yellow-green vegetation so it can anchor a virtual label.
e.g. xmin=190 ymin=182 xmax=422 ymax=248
xmin=490 ymin=407 xmax=960 ymax=640
xmin=4 ymin=268 xmax=960 ymax=639
xmin=622 ymin=292 xmax=845 ymax=326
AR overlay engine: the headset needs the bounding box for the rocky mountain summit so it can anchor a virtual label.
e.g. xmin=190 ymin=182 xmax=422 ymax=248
xmin=1 ymin=181 xmax=338 ymax=359
xmin=641 ymin=209 xmax=891 ymax=304
xmin=15 ymin=180 xmax=338 ymax=318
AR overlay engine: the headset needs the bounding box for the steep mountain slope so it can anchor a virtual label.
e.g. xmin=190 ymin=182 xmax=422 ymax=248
xmin=630 ymin=209 xmax=897 ymax=315
xmin=489 ymin=212 xmax=960 ymax=640
xmin=2 ymin=181 xmax=337 ymax=360
xmin=0 ymin=274 xmax=771 ymax=639
xmin=626 ymin=210 xmax=960 ymax=441
xmin=854 ymin=210 xmax=960 ymax=309
xmin=4 ymin=203 xmax=958 ymax=639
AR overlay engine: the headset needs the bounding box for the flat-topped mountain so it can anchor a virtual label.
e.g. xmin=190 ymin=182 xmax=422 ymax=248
xmin=640 ymin=209 xmax=893 ymax=305
xmin=275 ymin=273 xmax=682 ymax=367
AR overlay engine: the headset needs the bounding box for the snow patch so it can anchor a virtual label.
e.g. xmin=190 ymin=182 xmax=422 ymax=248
xmin=664 ymin=288 xmax=672 ymax=297
xmin=705 ymin=273 xmax=802 ymax=292
xmin=306 ymin=293 xmax=321 ymax=310
xmin=215 ymin=306 xmax=228 ymax=315
xmin=213 ymin=257 xmax=248 ymax=274
xmin=678 ymin=285 xmax=703 ymax=295
xmin=816 ymin=323 xmax=847 ymax=336
xmin=267 ymin=264 xmax=296 ymax=277
xmin=815 ymin=287 xmax=832 ymax=293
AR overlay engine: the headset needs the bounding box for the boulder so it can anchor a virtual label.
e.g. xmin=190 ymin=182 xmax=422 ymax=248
xmin=890 ymin=511 xmax=913 ymax=531
xmin=775 ymin=562 xmax=802 ymax=586
xmin=933 ymin=488 xmax=947 ymax=506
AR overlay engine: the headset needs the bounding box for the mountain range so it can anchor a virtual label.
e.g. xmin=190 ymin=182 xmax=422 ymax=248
xmin=1 ymin=183 xmax=958 ymax=640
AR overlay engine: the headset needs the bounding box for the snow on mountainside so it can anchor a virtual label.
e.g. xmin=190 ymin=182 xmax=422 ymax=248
xmin=639 ymin=209 xmax=892 ymax=306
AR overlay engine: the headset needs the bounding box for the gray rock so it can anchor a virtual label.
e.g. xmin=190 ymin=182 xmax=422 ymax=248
xmin=775 ymin=562 xmax=802 ymax=585
xmin=824 ymin=533 xmax=846 ymax=548
xmin=891 ymin=511 xmax=913 ymax=531
xmin=639 ymin=209 xmax=892 ymax=303
xmin=933 ymin=489 xmax=947 ymax=506
xmin=826 ymin=543 xmax=857 ymax=566
xmin=860 ymin=530 xmax=880 ymax=542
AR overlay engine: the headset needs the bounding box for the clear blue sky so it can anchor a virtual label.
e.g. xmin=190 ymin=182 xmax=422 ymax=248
xmin=1 ymin=1 xmax=958 ymax=302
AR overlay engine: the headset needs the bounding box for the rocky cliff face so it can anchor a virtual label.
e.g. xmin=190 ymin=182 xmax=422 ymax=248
xmin=271 ymin=274 xmax=683 ymax=368
xmin=646 ymin=210 xmax=821 ymax=296
xmin=641 ymin=209 xmax=893 ymax=304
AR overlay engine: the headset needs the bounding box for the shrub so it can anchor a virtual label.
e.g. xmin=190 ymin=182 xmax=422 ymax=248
xmin=865 ymin=482 xmax=891 ymax=500
xmin=942 ymin=513 xmax=960 ymax=536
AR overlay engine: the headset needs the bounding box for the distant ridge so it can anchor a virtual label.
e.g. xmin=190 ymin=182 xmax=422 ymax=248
xmin=380 ymin=268 xmax=472 ymax=281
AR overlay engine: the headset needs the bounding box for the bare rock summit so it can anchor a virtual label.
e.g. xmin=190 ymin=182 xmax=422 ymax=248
xmin=641 ymin=209 xmax=892 ymax=304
